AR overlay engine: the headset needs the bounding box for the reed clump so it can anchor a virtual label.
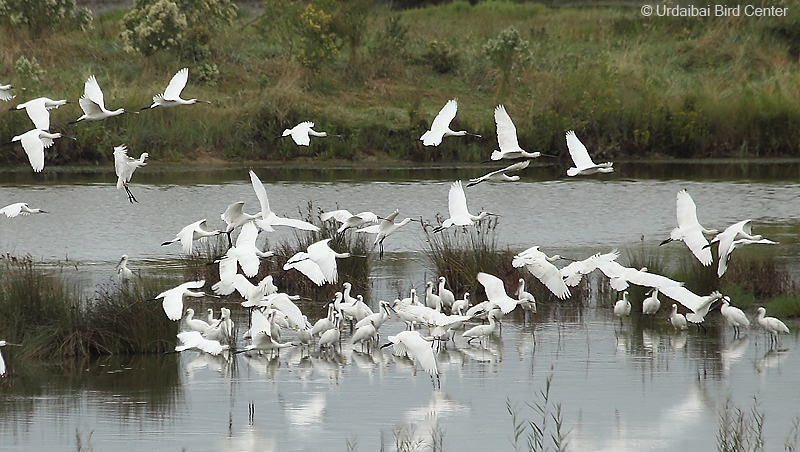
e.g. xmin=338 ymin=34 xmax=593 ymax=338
xmin=508 ymin=373 xmax=570 ymax=452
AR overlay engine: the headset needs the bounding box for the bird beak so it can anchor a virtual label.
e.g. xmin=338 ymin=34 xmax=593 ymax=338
xmin=539 ymin=153 xmax=557 ymax=158
xmin=659 ymin=238 xmax=673 ymax=246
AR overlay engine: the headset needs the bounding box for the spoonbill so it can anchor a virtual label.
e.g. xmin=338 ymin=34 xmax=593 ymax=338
xmin=113 ymin=145 xmax=147 ymax=203
xmin=0 ymin=340 xmax=21 ymax=377
xmin=144 ymin=68 xmax=209 ymax=109
xmin=462 ymin=311 xmax=498 ymax=345
xmin=175 ymin=331 xmax=228 ymax=356
xmin=432 ymin=180 xmax=494 ymax=233
xmin=718 ymin=237 xmax=778 ymax=277
xmin=424 ymin=281 xmax=442 ymax=310
xmin=451 ymin=292 xmax=470 ymax=315
xmin=241 ymin=310 xmax=295 ymax=354
xmin=319 ymin=312 xmax=342 ymax=351
xmin=71 ymin=75 xmax=126 ymax=123
xmin=321 ymin=209 xmax=379 ymax=233
xmin=220 ymin=221 xmax=273 ymax=278
xmin=559 ymin=250 xmax=620 ymax=287
xmin=220 ymin=201 xmax=260 ymax=246
xmin=438 ymin=276 xmax=455 ymax=309
xmin=114 ymin=254 xmax=133 ymax=282
xmin=660 ymin=287 xmax=723 ymax=332
xmin=282 ymin=121 xmax=331 ymax=146
xmin=184 ymin=308 xmax=211 ymax=333
xmin=642 ymin=288 xmax=661 ymax=315
xmin=595 ymin=260 xmax=682 ymax=292
xmin=13 ymin=97 xmax=67 ymax=130
xmin=283 ymin=238 xmax=357 ymax=285
xmin=467 ymin=159 xmax=529 ymax=187
xmin=565 ymin=130 xmax=613 ymax=176
xmin=420 ymin=99 xmax=479 ymax=146
xmin=476 ymin=272 xmax=522 ymax=315
xmin=511 ymin=246 xmax=571 ymax=300
xmin=161 ymin=219 xmax=223 ymax=255
xmin=381 ymin=330 xmax=439 ymax=386
xmin=516 ymin=279 xmax=536 ymax=314
xmin=351 ymin=320 xmax=378 ymax=352
xmin=756 ymin=307 xmax=789 ymax=347
xmin=156 ymin=280 xmax=211 ymax=321
xmin=0 ymin=202 xmax=47 ymax=217
xmin=356 ymin=209 xmax=417 ymax=259
xmin=0 ymin=84 xmax=18 ymax=101
xmin=249 ymin=170 xmax=320 ymax=232
xmin=720 ymin=297 xmax=749 ymax=338
xmin=488 ymin=105 xmax=552 ymax=161
xmin=614 ymin=291 xmax=631 ymax=323
xmin=669 ymin=304 xmax=688 ymax=331
xmin=12 ymin=128 xmax=69 ymax=172
xmin=660 ymin=189 xmax=717 ymax=266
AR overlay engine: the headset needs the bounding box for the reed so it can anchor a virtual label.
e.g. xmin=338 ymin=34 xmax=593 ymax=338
xmin=507 ymin=373 xmax=570 ymax=452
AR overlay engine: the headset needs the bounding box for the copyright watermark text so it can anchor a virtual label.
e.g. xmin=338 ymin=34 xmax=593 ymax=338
xmin=640 ymin=4 xmax=788 ymax=17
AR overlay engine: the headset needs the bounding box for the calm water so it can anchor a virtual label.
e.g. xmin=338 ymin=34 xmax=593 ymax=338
xmin=1 ymin=163 xmax=799 ymax=451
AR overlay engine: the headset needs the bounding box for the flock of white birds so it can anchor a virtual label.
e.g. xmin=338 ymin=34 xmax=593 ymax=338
xmin=0 ymin=73 xmax=792 ymax=383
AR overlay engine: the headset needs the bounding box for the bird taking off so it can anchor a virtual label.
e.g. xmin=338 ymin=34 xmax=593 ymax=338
xmin=420 ymin=99 xmax=480 ymax=146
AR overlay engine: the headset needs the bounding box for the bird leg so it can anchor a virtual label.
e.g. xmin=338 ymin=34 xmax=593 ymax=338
xmin=124 ymin=184 xmax=138 ymax=203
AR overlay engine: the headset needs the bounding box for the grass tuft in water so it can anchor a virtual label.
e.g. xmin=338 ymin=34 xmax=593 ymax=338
xmin=717 ymin=396 xmax=765 ymax=452
xmin=507 ymin=373 xmax=570 ymax=452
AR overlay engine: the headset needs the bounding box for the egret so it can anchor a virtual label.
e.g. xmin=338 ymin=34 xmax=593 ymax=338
xmin=220 ymin=202 xmax=260 ymax=246
xmin=756 ymin=307 xmax=790 ymax=347
xmin=184 ymin=308 xmax=211 ymax=333
xmin=381 ymin=330 xmax=439 ymax=386
xmin=420 ymin=99 xmax=479 ymax=146
xmin=71 ymin=75 xmax=126 ymax=123
xmin=717 ymin=237 xmax=778 ymax=278
xmin=321 ymin=209 xmax=379 ymax=233
xmin=462 ymin=311 xmax=498 ymax=345
xmin=511 ymin=246 xmax=571 ymax=300
xmin=595 ymin=260 xmax=682 ymax=292
xmin=432 ymin=180 xmax=494 ymax=233
xmin=424 ymin=281 xmax=442 ymax=310
xmin=660 ymin=189 xmax=717 ymax=266
xmin=516 ymin=278 xmax=536 ymax=314
xmin=670 ymin=304 xmax=688 ymax=331
xmin=488 ymin=105 xmax=552 ymax=161
xmin=114 ymin=254 xmax=133 ymax=282
xmin=451 ymin=292 xmax=470 ymax=316
xmin=282 ymin=121 xmax=331 ymax=146
xmin=12 ymin=128 xmax=68 ymax=172
xmin=283 ymin=238 xmax=356 ymax=286
xmin=249 ymin=170 xmax=320 ymax=232
xmin=720 ymin=297 xmax=749 ymax=338
xmin=156 ymin=280 xmax=210 ymax=321
xmin=642 ymin=288 xmax=661 ymax=315
xmin=161 ymin=219 xmax=223 ymax=255
xmin=438 ymin=276 xmax=455 ymax=310
xmin=0 ymin=202 xmax=47 ymax=217
xmin=614 ymin=291 xmax=631 ymax=324
xmin=467 ymin=160 xmax=529 ymax=187
xmin=357 ymin=209 xmax=417 ymax=259
xmin=660 ymin=286 xmax=723 ymax=332
xmin=144 ymin=68 xmax=209 ymax=109
xmin=0 ymin=84 xmax=18 ymax=102
xmin=565 ymin=130 xmax=613 ymax=176
xmin=0 ymin=340 xmax=22 ymax=377
xmin=113 ymin=145 xmax=148 ymax=203
xmin=13 ymin=97 xmax=67 ymax=130
xmin=175 ymin=331 xmax=228 ymax=356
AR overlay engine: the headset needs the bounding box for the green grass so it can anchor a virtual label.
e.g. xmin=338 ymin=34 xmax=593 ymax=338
xmin=3 ymin=1 xmax=800 ymax=167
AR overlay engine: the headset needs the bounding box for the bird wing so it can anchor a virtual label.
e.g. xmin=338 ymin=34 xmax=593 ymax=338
xmin=235 ymin=221 xmax=260 ymax=248
xmin=113 ymin=145 xmax=131 ymax=181
xmin=308 ymin=239 xmax=337 ymax=283
xmin=83 ymin=75 xmax=106 ymax=110
xmin=321 ymin=209 xmax=353 ymax=223
xmin=565 ymin=130 xmax=594 ymax=169
xmin=267 ymin=293 xmax=305 ymax=329
xmin=447 ymin=180 xmax=470 ymax=221
xmin=355 ymin=211 xmax=379 ymax=223
xmin=477 ymin=272 xmax=510 ymax=302
xmin=398 ymin=331 xmax=437 ymax=376
xmin=494 ymin=105 xmax=521 ymax=155
xmin=355 ymin=224 xmax=380 ymax=234
xmin=675 ymin=190 xmax=702 ymax=230
xmin=291 ymin=121 xmax=314 ymax=146
xmin=0 ymin=203 xmax=25 ymax=218
xmin=25 ymin=99 xmax=51 ymax=130
xmin=526 ymin=259 xmax=571 ymax=299
xmin=270 ymin=217 xmax=320 ymax=231
xmin=626 ymin=269 xmax=683 ymax=289
xmin=159 ymin=288 xmax=184 ymax=321
xmin=659 ymin=286 xmax=713 ymax=313
xmin=221 ymin=202 xmax=246 ymax=227
xmin=683 ymin=230 xmax=713 ymax=266
xmin=163 ymin=68 xmax=189 ymax=100
xmin=177 ymin=220 xmax=203 ymax=254
xmin=249 ymin=170 xmax=271 ymax=216
xmin=212 ymin=259 xmax=241 ymax=295
xmin=284 ymin=257 xmax=326 ymax=286
xmin=430 ymin=100 xmax=457 ymax=132
xmin=250 ymin=309 xmax=272 ymax=336
xmin=20 ymin=130 xmax=45 ymax=172
xmin=176 ymin=331 xmax=203 ymax=351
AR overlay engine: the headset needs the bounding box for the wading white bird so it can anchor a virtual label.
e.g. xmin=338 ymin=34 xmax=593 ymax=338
xmin=321 ymin=209 xmax=379 ymax=233
xmin=424 ymin=281 xmax=442 ymax=310
xmin=488 ymin=105 xmax=551 ymax=161
xmin=114 ymin=254 xmax=133 ymax=282
xmin=467 ymin=160 xmax=529 ymax=187
xmin=438 ymin=276 xmax=455 ymax=310
xmin=156 ymin=280 xmax=210 ymax=321
xmin=161 ymin=219 xmax=223 ymax=255
xmin=0 ymin=84 xmax=18 ymax=102
xmin=462 ymin=311 xmax=498 ymax=345
xmin=283 ymin=238 xmax=356 ymax=286
xmin=175 ymin=331 xmax=228 ymax=356
xmin=0 ymin=202 xmax=47 ymax=217
xmin=144 ymin=68 xmax=209 ymax=109
xmin=670 ymin=304 xmax=688 ymax=330
xmin=660 ymin=287 xmax=723 ymax=331
xmin=113 ymin=145 xmax=148 ymax=203
xmin=13 ymin=97 xmax=67 ymax=130
xmin=720 ymin=297 xmax=749 ymax=338
xmin=381 ymin=330 xmax=439 ymax=385
xmin=248 ymin=170 xmax=320 ymax=232
xmin=660 ymin=189 xmax=717 ymax=266
xmin=642 ymin=288 xmax=661 ymax=315
xmin=512 ymin=246 xmax=571 ymax=300
xmin=357 ymin=209 xmax=417 ymax=259
xmin=12 ymin=128 xmax=67 ymax=172
xmin=451 ymin=292 xmax=470 ymax=316
xmin=756 ymin=307 xmax=789 ymax=346
xmin=559 ymin=250 xmax=620 ymax=287
xmin=595 ymin=261 xmax=683 ymax=292
xmin=565 ymin=130 xmax=613 ymax=176
xmin=282 ymin=121 xmax=330 ymax=146
xmin=184 ymin=308 xmax=211 ymax=333
xmin=432 ymin=180 xmax=494 ymax=233
xmin=420 ymin=99 xmax=479 ymax=146
xmin=614 ymin=291 xmax=631 ymax=322
xmin=71 ymin=75 xmax=126 ymax=123
xmin=0 ymin=340 xmax=21 ymax=377
xmin=516 ymin=279 xmax=536 ymax=314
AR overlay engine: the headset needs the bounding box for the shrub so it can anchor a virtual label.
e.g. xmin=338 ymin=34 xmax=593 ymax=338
xmin=0 ymin=0 xmax=92 ymax=37
xmin=482 ymin=26 xmax=531 ymax=98
xmin=422 ymin=40 xmax=458 ymax=74
xmin=14 ymin=56 xmax=45 ymax=84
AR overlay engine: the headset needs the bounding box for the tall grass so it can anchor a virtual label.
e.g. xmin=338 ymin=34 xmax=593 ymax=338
xmin=507 ymin=374 xmax=570 ymax=452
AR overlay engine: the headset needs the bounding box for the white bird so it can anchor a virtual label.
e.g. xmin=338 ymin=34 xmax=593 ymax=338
xmin=12 ymin=128 xmax=67 ymax=172
xmin=660 ymin=189 xmax=717 ymax=266
xmin=71 ymin=75 xmax=125 ymax=123
xmin=559 ymin=250 xmax=620 ymax=287
xmin=13 ymin=97 xmax=67 ymax=130
xmin=756 ymin=307 xmax=790 ymax=346
xmin=720 ymin=297 xmax=749 ymax=338
xmin=512 ymin=246 xmax=571 ymax=300
xmin=467 ymin=160 xmax=529 ymax=187
xmin=243 ymin=310 xmax=295 ymax=353
xmin=283 ymin=238 xmax=355 ymax=286
xmin=156 ymin=280 xmax=209 ymax=321
xmin=595 ymin=260 xmax=683 ymax=292
xmin=718 ymin=237 xmax=778 ymax=277
xmin=0 ymin=340 xmax=21 ymax=377
xmin=437 ymin=276 xmax=455 ymax=310
xmin=0 ymin=202 xmax=47 ymax=217
xmin=145 ymin=68 xmax=209 ymax=109
xmin=432 ymin=180 xmax=493 ymax=233
xmin=114 ymin=254 xmax=133 ymax=282
xmin=220 ymin=221 xmax=273 ymax=278
xmin=355 ymin=300 xmax=393 ymax=330
xmin=319 ymin=312 xmax=342 ymax=351
xmin=516 ymin=279 xmax=536 ymax=314
xmin=0 ymin=84 xmax=18 ymax=102
xmin=175 ymin=331 xmax=228 ymax=356
xmin=113 ymin=145 xmax=148 ymax=203
xmin=424 ymin=281 xmax=442 ymax=311
xmin=161 ymin=219 xmax=223 ymax=255
xmin=351 ymin=320 xmax=378 ymax=352
xmin=670 ymin=304 xmax=688 ymax=331
xmin=357 ymin=209 xmax=417 ymax=259
xmin=321 ymin=209 xmax=379 ymax=233
xmin=220 ymin=202 xmax=260 ymax=246
xmin=381 ymin=330 xmax=439 ymax=383
xmin=282 ymin=121 xmax=330 ymax=146
xmin=462 ymin=311 xmax=499 ymax=345
xmin=312 ymin=303 xmax=336 ymax=337
xmin=420 ymin=99 xmax=479 ymax=146
xmin=660 ymin=287 xmax=723 ymax=329
xmin=642 ymin=288 xmax=661 ymax=315
xmin=488 ymin=105 xmax=551 ymax=161
xmin=207 ymin=308 xmax=217 ymax=324
xmin=184 ymin=308 xmax=211 ymax=333
xmin=614 ymin=291 xmax=631 ymax=321
xmin=249 ymin=170 xmax=320 ymax=232
xmin=476 ymin=272 xmax=522 ymax=315
xmin=565 ymin=130 xmax=613 ymax=176
xmin=451 ymin=292 xmax=470 ymax=315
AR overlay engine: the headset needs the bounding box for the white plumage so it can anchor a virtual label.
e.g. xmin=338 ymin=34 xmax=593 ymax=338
xmin=660 ymin=190 xmax=717 ymax=266
xmin=565 ymin=130 xmax=613 ymax=176
xmin=512 ymin=246 xmax=571 ymax=300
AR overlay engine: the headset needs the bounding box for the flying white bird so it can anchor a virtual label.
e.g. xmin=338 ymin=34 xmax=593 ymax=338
xmin=708 ymin=220 xmax=777 ymax=277
xmin=660 ymin=287 xmax=723 ymax=329
xmin=114 ymin=254 xmax=133 ymax=282
xmin=432 ymin=180 xmax=494 ymax=233
xmin=175 ymin=331 xmax=228 ymax=356
xmin=248 ymin=170 xmax=320 ymax=232
xmin=282 ymin=121 xmax=331 ymax=146
xmin=565 ymin=130 xmax=613 ymax=176
xmin=156 ymin=280 xmax=211 ymax=321
xmin=283 ymin=238 xmax=356 ymax=286
xmin=220 ymin=201 xmax=260 ymax=246
xmin=13 ymin=97 xmax=67 ymax=130
xmin=12 ymin=128 xmax=67 ymax=172
xmin=0 ymin=202 xmax=47 ymax=217
xmin=356 ymin=209 xmax=417 ymax=259
xmin=71 ymin=75 xmax=125 ymax=123
xmin=489 ymin=105 xmax=551 ymax=161
xmin=144 ymin=68 xmax=209 ymax=109
xmin=420 ymin=99 xmax=479 ymax=146
xmin=756 ymin=307 xmax=790 ymax=346
xmin=476 ymin=272 xmax=522 ymax=315
xmin=0 ymin=340 xmax=21 ymax=377
xmin=219 ymin=221 xmax=273 ymax=278
xmin=161 ymin=219 xmax=223 ymax=255
xmin=720 ymin=297 xmax=749 ymax=338
xmin=559 ymin=250 xmax=620 ymax=287
xmin=113 ymin=145 xmax=148 ymax=203
xmin=660 ymin=189 xmax=717 ymax=266
xmin=321 ymin=209 xmax=379 ymax=233
xmin=0 ymin=84 xmax=19 ymax=102
xmin=595 ymin=261 xmax=683 ymax=292
xmin=512 ymin=246 xmax=571 ymax=300
xmin=467 ymin=160 xmax=529 ymax=187
xmin=381 ymin=330 xmax=439 ymax=385
xmin=242 ymin=310 xmax=295 ymax=353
